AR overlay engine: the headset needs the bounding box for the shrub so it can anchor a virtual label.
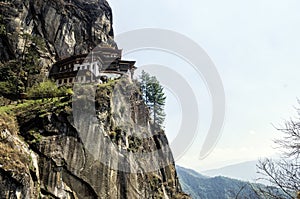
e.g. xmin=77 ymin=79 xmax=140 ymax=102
xmin=0 ymin=81 xmax=17 ymax=98
xmin=27 ymin=80 xmax=60 ymax=99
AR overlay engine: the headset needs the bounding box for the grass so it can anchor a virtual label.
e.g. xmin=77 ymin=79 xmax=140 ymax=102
xmin=0 ymin=112 xmax=19 ymax=135
xmin=0 ymin=97 xmax=69 ymax=116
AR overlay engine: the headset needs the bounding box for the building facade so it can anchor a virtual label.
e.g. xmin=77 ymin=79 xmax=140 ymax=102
xmin=49 ymin=47 xmax=136 ymax=86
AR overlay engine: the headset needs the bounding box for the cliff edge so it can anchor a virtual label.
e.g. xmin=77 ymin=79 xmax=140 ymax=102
xmin=0 ymin=0 xmax=190 ymax=198
xmin=0 ymin=79 xmax=190 ymax=198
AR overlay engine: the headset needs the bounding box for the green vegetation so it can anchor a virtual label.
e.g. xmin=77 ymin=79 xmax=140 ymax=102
xmin=0 ymin=32 xmax=47 ymax=99
xmin=0 ymin=112 xmax=18 ymax=135
xmin=0 ymin=141 xmax=30 ymax=174
xmin=0 ymin=97 xmax=70 ymax=119
xmin=27 ymin=80 xmax=72 ymax=99
xmin=27 ymin=129 xmax=42 ymax=144
xmin=109 ymin=126 xmax=122 ymax=143
xmin=139 ymin=71 xmax=166 ymax=129
xmin=128 ymin=135 xmax=142 ymax=152
xmin=0 ymin=112 xmax=30 ymax=175
xmin=0 ymin=96 xmax=71 ymax=157
xmin=177 ymin=165 xmax=289 ymax=199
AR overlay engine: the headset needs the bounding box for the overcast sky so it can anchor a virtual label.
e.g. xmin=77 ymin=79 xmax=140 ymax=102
xmin=107 ymin=0 xmax=300 ymax=171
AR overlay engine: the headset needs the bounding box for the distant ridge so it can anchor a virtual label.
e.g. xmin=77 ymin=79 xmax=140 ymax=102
xmin=176 ymin=165 xmax=261 ymax=199
xmin=202 ymin=160 xmax=260 ymax=182
xmin=176 ymin=165 xmax=288 ymax=199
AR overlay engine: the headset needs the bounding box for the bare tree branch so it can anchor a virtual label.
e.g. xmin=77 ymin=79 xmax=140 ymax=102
xmin=256 ymin=105 xmax=300 ymax=199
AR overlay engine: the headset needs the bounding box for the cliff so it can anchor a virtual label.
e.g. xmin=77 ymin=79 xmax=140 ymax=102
xmin=0 ymin=0 xmax=115 ymax=69
xmin=0 ymin=0 xmax=190 ymax=198
xmin=0 ymin=79 xmax=189 ymax=198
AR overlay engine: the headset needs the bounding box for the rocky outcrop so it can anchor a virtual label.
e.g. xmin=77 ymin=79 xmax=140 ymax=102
xmin=0 ymin=78 xmax=190 ymax=198
xmin=0 ymin=0 xmax=191 ymax=198
xmin=0 ymin=113 xmax=38 ymax=198
xmin=0 ymin=0 xmax=115 ymax=69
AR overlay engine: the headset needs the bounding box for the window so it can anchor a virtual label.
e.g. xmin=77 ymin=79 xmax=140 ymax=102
xmin=58 ymin=79 xmax=62 ymax=84
xmin=69 ymin=78 xmax=73 ymax=83
xmin=64 ymin=79 xmax=67 ymax=83
xmin=77 ymin=66 xmax=80 ymax=71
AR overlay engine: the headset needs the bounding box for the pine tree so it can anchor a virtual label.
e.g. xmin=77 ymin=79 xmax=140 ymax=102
xmin=139 ymin=70 xmax=151 ymax=105
xmin=139 ymin=71 xmax=166 ymax=129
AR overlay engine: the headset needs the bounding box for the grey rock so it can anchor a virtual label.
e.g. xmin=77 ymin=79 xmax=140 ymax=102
xmin=0 ymin=79 xmax=190 ymax=198
xmin=0 ymin=0 xmax=115 ymax=68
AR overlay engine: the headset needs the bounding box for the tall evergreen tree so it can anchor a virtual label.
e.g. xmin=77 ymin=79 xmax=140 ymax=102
xmin=139 ymin=71 xmax=166 ymax=129
xmin=139 ymin=70 xmax=151 ymax=105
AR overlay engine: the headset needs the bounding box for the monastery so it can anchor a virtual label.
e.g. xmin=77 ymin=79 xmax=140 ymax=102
xmin=49 ymin=46 xmax=136 ymax=86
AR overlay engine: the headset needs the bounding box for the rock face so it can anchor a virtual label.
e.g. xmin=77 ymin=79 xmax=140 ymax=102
xmin=0 ymin=79 xmax=190 ymax=198
xmin=0 ymin=0 xmax=115 ymax=68
xmin=0 ymin=0 xmax=191 ymax=198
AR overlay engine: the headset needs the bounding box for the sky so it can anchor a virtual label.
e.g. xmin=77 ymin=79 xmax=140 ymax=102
xmin=107 ymin=0 xmax=300 ymax=172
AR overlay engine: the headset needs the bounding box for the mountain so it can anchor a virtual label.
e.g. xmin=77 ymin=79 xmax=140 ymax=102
xmin=176 ymin=165 xmax=289 ymax=199
xmin=0 ymin=0 xmax=190 ymax=198
xmin=177 ymin=165 xmax=261 ymax=199
xmin=203 ymin=160 xmax=259 ymax=182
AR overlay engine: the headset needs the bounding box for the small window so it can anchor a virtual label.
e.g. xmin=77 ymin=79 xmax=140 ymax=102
xmin=58 ymin=79 xmax=62 ymax=84
xmin=69 ymin=78 xmax=73 ymax=83
xmin=64 ymin=79 xmax=68 ymax=83
xmin=81 ymin=76 xmax=84 ymax=82
xmin=77 ymin=66 xmax=80 ymax=71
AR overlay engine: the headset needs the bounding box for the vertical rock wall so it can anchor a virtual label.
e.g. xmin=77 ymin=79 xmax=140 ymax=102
xmin=0 ymin=79 xmax=190 ymax=198
xmin=0 ymin=0 xmax=115 ymax=69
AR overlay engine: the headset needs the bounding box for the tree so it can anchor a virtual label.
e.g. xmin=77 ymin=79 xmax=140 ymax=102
xmin=139 ymin=71 xmax=166 ymax=129
xmin=0 ymin=33 xmax=47 ymax=99
xmin=257 ymin=105 xmax=300 ymax=199
xmin=139 ymin=70 xmax=151 ymax=104
xmin=20 ymin=33 xmax=47 ymax=90
xmin=0 ymin=60 xmax=25 ymax=98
